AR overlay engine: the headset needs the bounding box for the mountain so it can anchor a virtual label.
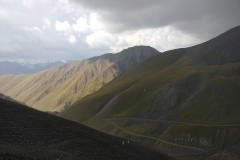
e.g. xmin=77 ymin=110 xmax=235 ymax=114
xmin=0 ymin=97 xmax=171 ymax=160
xmin=60 ymin=26 xmax=240 ymax=159
xmin=0 ymin=61 xmax=64 ymax=75
xmin=0 ymin=46 xmax=159 ymax=112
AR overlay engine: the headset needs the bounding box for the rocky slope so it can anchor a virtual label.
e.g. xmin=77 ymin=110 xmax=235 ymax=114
xmin=60 ymin=26 xmax=240 ymax=159
xmin=0 ymin=96 xmax=171 ymax=160
xmin=0 ymin=46 xmax=159 ymax=112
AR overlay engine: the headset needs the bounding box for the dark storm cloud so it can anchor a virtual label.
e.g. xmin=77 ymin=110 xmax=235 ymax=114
xmin=72 ymin=0 xmax=240 ymax=39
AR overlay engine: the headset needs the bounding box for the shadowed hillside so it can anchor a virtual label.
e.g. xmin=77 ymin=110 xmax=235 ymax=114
xmin=60 ymin=26 xmax=240 ymax=159
xmin=0 ymin=46 xmax=159 ymax=112
xmin=0 ymin=97 xmax=171 ymax=160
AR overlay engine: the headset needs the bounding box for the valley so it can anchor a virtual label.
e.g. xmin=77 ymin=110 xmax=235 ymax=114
xmin=1 ymin=1 xmax=239 ymax=160
xmin=0 ymin=26 xmax=240 ymax=159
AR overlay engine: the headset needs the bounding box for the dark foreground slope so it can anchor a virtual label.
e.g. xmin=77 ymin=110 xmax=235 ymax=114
xmin=60 ymin=26 xmax=240 ymax=159
xmin=0 ymin=98 xmax=171 ymax=160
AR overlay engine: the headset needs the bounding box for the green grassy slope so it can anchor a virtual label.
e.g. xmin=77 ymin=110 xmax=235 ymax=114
xmin=60 ymin=26 xmax=240 ymax=159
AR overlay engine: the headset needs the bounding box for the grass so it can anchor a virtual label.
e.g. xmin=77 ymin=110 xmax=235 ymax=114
xmin=60 ymin=26 xmax=240 ymax=159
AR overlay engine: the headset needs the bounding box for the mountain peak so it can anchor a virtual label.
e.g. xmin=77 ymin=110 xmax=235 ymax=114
xmin=120 ymin=45 xmax=159 ymax=52
xmin=89 ymin=45 xmax=160 ymax=62
xmin=118 ymin=45 xmax=160 ymax=57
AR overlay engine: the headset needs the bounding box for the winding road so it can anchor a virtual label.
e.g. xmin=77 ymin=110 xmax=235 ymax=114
xmin=104 ymin=117 xmax=240 ymax=153
xmin=107 ymin=118 xmax=240 ymax=127
xmin=106 ymin=119 xmax=207 ymax=152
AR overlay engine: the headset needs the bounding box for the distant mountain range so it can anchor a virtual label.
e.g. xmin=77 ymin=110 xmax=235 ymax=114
xmin=0 ymin=46 xmax=159 ymax=112
xmin=59 ymin=26 xmax=240 ymax=159
xmin=0 ymin=61 xmax=64 ymax=75
xmin=0 ymin=95 xmax=170 ymax=160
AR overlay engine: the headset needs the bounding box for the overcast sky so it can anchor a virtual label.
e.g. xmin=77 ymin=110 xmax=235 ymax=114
xmin=0 ymin=0 xmax=239 ymax=63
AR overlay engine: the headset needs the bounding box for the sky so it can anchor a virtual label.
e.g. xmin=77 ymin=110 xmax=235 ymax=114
xmin=0 ymin=0 xmax=239 ymax=63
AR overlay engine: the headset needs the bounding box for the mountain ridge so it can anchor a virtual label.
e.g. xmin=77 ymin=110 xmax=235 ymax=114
xmin=60 ymin=26 xmax=240 ymax=159
xmin=0 ymin=46 xmax=159 ymax=112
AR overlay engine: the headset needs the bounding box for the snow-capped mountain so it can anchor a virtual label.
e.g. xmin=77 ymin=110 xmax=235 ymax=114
xmin=0 ymin=61 xmax=65 ymax=75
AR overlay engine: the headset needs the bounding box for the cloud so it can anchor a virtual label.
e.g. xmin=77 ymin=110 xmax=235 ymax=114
xmin=0 ymin=0 xmax=92 ymax=62
xmin=22 ymin=0 xmax=49 ymax=9
xmin=67 ymin=35 xmax=77 ymax=44
xmin=54 ymin=12 xmax=105 ymax=45
xmin=88 ymin=13 xmax=104 ymax=32
xmin=72 ymin=18 xmax=89 ymax=32
xmin=0 ymin=40 xmax=17 ymax=53
xmin=42 ymin=18 xmax=51 ymax=29
xmin=86 ymin=31 xmax=116 ymax=48
xmin=57 ymin=0 xmax=76 ymax=13
xmin=72 ymin=0 xmax=240 ymax=39
xmin=23 ymin=26 xmax=42 ymax=33
xmin=85 ymin=25 xmax=201 ymax=53
xmin=122 ymin=26 xmax=201 ymax=52
xmin=55 ymin=20 xmax=71 ymax=31
xmin=70 ymin=13 xmax=104 ymax=33
xmin=0 ymin=0 xmax=239 ymax=63
xmin=0 ymin=8 xmax=7 ymax=19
